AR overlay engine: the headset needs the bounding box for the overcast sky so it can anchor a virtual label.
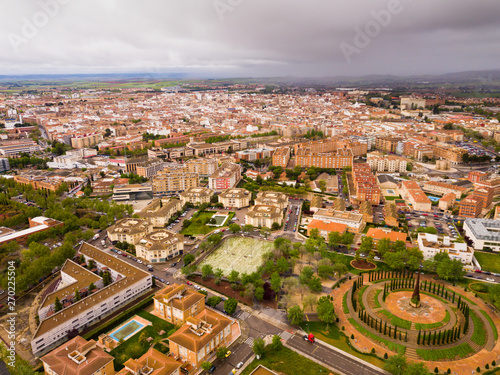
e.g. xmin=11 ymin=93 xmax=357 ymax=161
xmin=1 ymin=0 xmax=499 ymax=77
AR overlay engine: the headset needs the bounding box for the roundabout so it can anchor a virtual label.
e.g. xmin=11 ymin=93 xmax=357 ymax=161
xmin=333 ymin=270 xmax=500 ymax=374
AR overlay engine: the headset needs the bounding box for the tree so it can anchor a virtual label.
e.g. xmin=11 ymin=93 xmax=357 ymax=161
xmin=253 ymin=337 xmax=266 ymax=357
xmin=260 ymin=227 xmax=271 ymax=239
xmin=229 ymin=223 xmax=241 ymax=233
xmin=332 ymin=262 xmax=348 ymax=279
xmin=243 ymin=224 xmax=254 ymax=232
xmin=328 ymin=231 xmax=342 ymax=249
xmin=228 ymin=270 xmax=240 ymax=283
xmin=271 ymin=335 xmax=283 ymax=351
xmin=308 ymin=276 xmax=323 ymax=292
xmin=317 ymin=295 xmax=335 ymax=324
xmin=201 ymin=264 xmax=214 ymax=280
xmin=271 ymin=222 xmax=281 ymax=231
xmin=317 ymin=259 xmax=334 ymax=279
xmin=318 ymin=179 xmax=327 ymax=193
xmin=201 ymin=361 xmax=212 ymax=372
xmin=436 ymin=257 xmax=466 ymax=281
xmin=489 ymin=284 xmax=500 ymax=310
xmin=287 ymin=305 xmax=304 ymax=325
xmin=54 ymin=296 xmax=62 ymax=312
xmin=377 ymin=238 xmax=391 ymax=257
xmin=302 ymin=294 xmax=318 ymax=312
xmin=207 ymin=296 xmax=222 ymax=307
xmin=384 ymin=353 xmax=408 ymax=375
xmin=216 ymin=346 xmax=229 ymax=359
xmin=359 ymin=236 xmax=373 ymax=256
xmin=214 ymin=268 xmax=224 ymax=281
xmin=224 ymin=298 xmax=238 ymax=315
xmin=255 ymin=286 xmax=264 ymax=301
xmin=74 ymin=289 xmax=81 ymax=301
xmin=299 ymin=266 xmax=314 ymax=285
xmin=276 ymin=257 xmax=290 ymax=274
xmin=183 ymin=253 xmax=195 ymax=265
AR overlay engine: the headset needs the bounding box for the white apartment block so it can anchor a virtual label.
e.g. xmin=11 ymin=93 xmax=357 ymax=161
xmin=31 ymin=243 xmax=152 ymax=357
xmin=464 ymin=218 xmax=500 ymax=252
xmin=367 ymin=153 xmax=407 ymax=173
xmin=417 ymin=233 xmax=474 ymax=265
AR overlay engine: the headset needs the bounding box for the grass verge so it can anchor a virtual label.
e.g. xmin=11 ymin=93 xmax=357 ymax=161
xmin=470 ymin=310 xmax=487 ymax=347
xmin=358 ymin=285 xmax=369 ymax=310
xmin=416 ymin=343 xmax=473 ymax=361
xmin=378 ymin=310 xmax=412 ymax=330
xmin=373 ymin=289 xmax=382 ymax=309
xmin=480 ymin=310 xmax=498 ymax=341
xmin=348 ymin=318 xmax=406 ymax=354
xmin=240 ymin=345 xmax=335 ymax=375
xmin=415 ymin=310 xmax=450 ymax=330
xmin=474 ymin=251 xmax=500 ymax=274
xmin=343 ymin=292 xmax=349 ymax=314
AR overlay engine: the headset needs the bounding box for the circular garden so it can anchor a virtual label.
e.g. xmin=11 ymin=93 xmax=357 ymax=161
xmin=343 ymin=269 xmax=498 ymax=371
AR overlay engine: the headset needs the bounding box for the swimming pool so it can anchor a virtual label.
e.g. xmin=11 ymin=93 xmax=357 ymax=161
xmin=109 ymin=319 xmax=145 ymax=342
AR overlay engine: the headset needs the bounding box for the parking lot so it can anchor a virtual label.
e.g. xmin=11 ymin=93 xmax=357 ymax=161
xmin=454 ymin=141 xmax=496 ymax=159
xmin=406 ymin=212 xmax=459 ymax=238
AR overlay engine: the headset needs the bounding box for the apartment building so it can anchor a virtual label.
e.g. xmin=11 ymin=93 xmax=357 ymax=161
xmin=14 ymin=174 xmax=65 ymax=192
xmin=459 ymin=195 xmax=483 ymax=218
xmin=306 ymin=220 xmax=347 ymax=239
xmin=245 ymin=205 xmax=283 ymax=228
xmin=474 ymin=178 xmax=500 ymax=195
xmin=375 ymin=136 xmax=402 ymax=154
xmin=438 ymin=193 xmax=456 ymax=211
xmin=0 ymin=158 xmax=10 ymax=172
xmin=188 ymin=139 xmax=247 ymax=156
xmin=208 ymin=162 xmax=241 ymax=192
xmin=468 ymin=171 xmax=488 ymax=183
xmin=136 ymin=229 xmax=184 ymax=263
xmin=431 ymin=142 xmax=466 ymax=164
xmin=295 ymin=148 xmax=353 ymax=169
xmin=153 ymin=171 xmax=199 ymax=195
xmin=366 ymin=152 xmax=407 ymax=173
xmin=138 ymin=198 xmax=182 ymax=227
xmin=236 ymin=147 xmax=273 ymax=161
xmin=464 ymin=218 xmax=500 ymax=252
xmin=352 ymin=163 xmax=381 ymax=204
xmin=473 ymin=187 xmax=494 ymax=209
xmin=294 ymin=139 xmax=337 ymax=154
xmin=313 ymin=172 xmax=338 ymax=193
xmin=117 ymin=348 xmax=182 ymax=375
xmin=312 ymin=208 xmax=365 ymax=233
xmin=383 ymin=203 xmax=399 ymax=227
xmin=71 ymin=133 xmax=103 ymax=149
xmin=359 ymin=201 xmax=373 ymax=223
xmin=185 ymin=158 xmax=218 ymax=177
xmin=417 ymin=233 xmax=474 ymax=265
xmin=271 ymin=146 xmax=291 ymax=168
xmin=41 ymin=336 xmax=115 ymax=375
xmin=107 ymin=218 xmax=153 ymax=244
xmin=0 ymin=140 xmax=41 ymax=156
xmin=153 ymin=284 xmax=205 ymax=325
xmin=179 ymin=187 xmax=213 ymax=206
xmin=400 ymin=181 xmax=432 ymax=212
xmin=168 ymin=308 xmax=234 ymax=370
xmin=136 ymin=159 xmax=165 ymax=178
xmin=0 ymin=216 xmax=63 ymax=246
xmin=255 ymin=191 xmax=289 ymax=210
xmin=422 ymin=181 xmax=468 ymax=199
xmin=366 ymin=228 xmax=407 ymax=244
xmin=112 ymin=184 xmax=154 ymax=201
xmin=31 ymin=243 xmax=152 ymax=356
xmin=218 ymin=188 xmax=251 ymax=208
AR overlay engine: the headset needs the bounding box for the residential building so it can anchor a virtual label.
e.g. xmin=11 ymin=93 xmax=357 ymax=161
xmin=0 ymin=216 xmax=63 ymax=246
xmin=31 ymin=243 xmax=152 ymax=356
xmin=271 ymin=146 xmax=291 ymax=168
xmin=71 ymin=133 xmax=103 ymax=149
xmin=0 ymin=158 xmax=10 ymax=173
xmin=136 ymin=229 xmax=184 ymax=263
xmin=136 ymin=159 xmax=165 ymax=178
xmin=41 ymin=336 xmax=115 ymax=375
xmin=464 ymin=218 xmax=500 ymax=252
xmin=107 ymin=218 xmax=153 ymax=244
xmin=313 ymin=172 xmax=338 ymax=193
xmin=306 ymin=219 xmax=347 ymax=239
xmin=417 ymin=233 xmax=474 ymax=265
xmin=208 ymin=162 xmax=241 ymax=192
xmin=366 ymin=228 xmax=407 ymax=244
xmin=459 ymin=195 xmax=483 ymax=218
xmin=179 ymin=187 xmax=213 ymax=206
xmin=438 ymin=193 xmax=456 ymax=211
xmin=187 ymin=139 xmax=247 ymax=156
xmin=352 ymin=163 xmax=381 ymax=204
xmin=400 ymin=181 xmax=432 ymax=212
xmin=218 ymin=188 xmax=251 ymax=208
xmin=255 ymin=191 xmax=289 ymax=210
xmin=383 ymin=203 xmax=399 ymax=227
xmin=422 ymin=181 xmax=468 ymax=199
xmin=0 ymin=140 xmax=41 ymax=156
xmin=295 ymin=148 xmax=353 ymax=169
xmin=153 ymin=171 xmax=199 ymax=195
xmin=468 ymin=171 xmax=488 ymax=183
xmin=366 ymin=152 xmax=407 ymax=173
xmin=236 ymin=148 xmax=273 ymax=161
xmin=138 ymin=198 xmax=182 ymax=228
xmin=116 ymin=348 xmax=182 ymax=375
xmin=472 ymin=187 xmax=494 ymax=209
xmin=111 ymin=184 xmax=153 ymax=201
xmin=185 ymin=158 xmax=219 ymax=177
xmin=153 ymin=284 xmax=205 ymax=325
xmin=245 ymin=205 xmax=283 ymax=228
xmin=168 ymin=308 xmax=235 ymax=370
xmin=312 ymin=209 xmax=365 ymax=233
xmin=359 ymin=201 xmax=373 ymax=223
xmin=245 ymin=169 xmax=274 ymax=181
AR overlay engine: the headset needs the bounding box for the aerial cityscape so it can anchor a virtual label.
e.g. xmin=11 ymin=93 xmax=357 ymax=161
xmin=1 ymin=2 xmax=500 ymax=375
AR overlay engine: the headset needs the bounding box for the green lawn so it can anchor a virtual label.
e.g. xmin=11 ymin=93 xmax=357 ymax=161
xmin=110 ymin=310 xmax=175 ymax=370
xmin=416 ymin=343 xmax=473 ymax=361
xmin=415 ymin=310 xmax=450 ymax=330
xmin=358 ymin=285 xmax=369 ymax=310
xmin=480 ymin=310 xmax=498 ymax=341
xmin=240 ymin=345 xmax=336 ymax=375
xmin=180 ymin=211 xmax=215 ymax=235
xmin=378 ymin=310 xmax=412 ymax=330
xmin=474 ymin=251 xmax=500 ymax=273
xmin=373 ymin=290 xmax=382 ymax=308
xmin=348 ymin=318 xmax=406 ymax=354
xmin=342 ymin=293 xmax=349 ymax=314
xmin=470 ymin=310 xmax=487 ymax=346
xmin=298 ymin=321 xmax=386 ymax=369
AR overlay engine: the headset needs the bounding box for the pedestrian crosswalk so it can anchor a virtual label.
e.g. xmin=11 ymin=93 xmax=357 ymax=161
xmin=237 ymin=311 xmax=250 ymax=320
xmin=279 ymin=331 xmax=293 ymax=341
xmin=244 ymin=337 xmax=254 ymax=346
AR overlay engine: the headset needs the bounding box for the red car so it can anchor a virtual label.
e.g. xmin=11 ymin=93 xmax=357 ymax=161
xmin=186 ymin=281 xmax=192 ymax=285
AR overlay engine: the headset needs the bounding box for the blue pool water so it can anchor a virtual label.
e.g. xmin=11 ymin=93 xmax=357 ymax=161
xmin=109 ymin=319 xmax=145 ymax=342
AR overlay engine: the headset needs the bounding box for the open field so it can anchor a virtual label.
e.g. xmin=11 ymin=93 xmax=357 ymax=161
xmin=199 ymin=237 xmax=273 ymax=276
xmin=474 ymin=251 xmax=500 ymax=273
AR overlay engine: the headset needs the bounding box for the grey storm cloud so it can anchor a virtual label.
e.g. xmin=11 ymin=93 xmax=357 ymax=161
xmin=0 ymin=0 xmax=499 ymax=77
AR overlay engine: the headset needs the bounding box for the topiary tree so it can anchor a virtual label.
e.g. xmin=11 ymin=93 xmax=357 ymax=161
xmin=434 ymin=367 xmax=439 ymax=374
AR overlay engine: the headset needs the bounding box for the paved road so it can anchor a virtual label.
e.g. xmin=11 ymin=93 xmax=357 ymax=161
xmin=287 ymin=335 xmax=387 ymax=375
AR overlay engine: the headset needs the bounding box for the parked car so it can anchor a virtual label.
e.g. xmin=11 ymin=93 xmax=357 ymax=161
xmin=236 ymin=362 xmax=244 ymax=369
